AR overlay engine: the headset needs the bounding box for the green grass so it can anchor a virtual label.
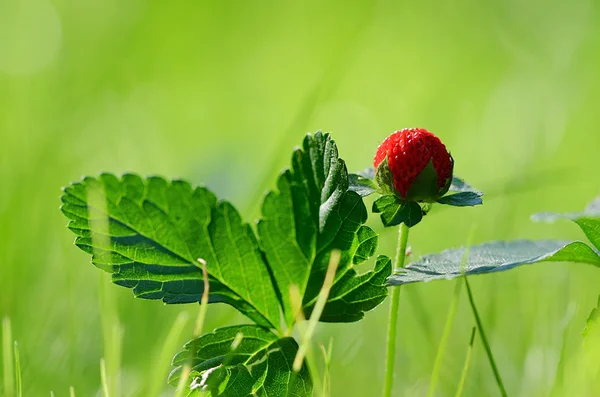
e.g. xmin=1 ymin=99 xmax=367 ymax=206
xmin=1 ymin=0 xmax=600 ymax=395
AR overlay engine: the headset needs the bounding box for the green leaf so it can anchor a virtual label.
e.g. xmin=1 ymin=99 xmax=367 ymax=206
xmin=574 ymin=217 xmax=600 ymax=251
xmin=387 ymin=240 xmax=600 ymax=286
xmin=448 ymin=176 xmax=482 ymax=194
xmin=61 ymin=174 xmax=281 ymax=330
xmin=348 ymin=171 xmax=377 ymax=197
xmin=169 ymin=325 xmax=311 ymax=397
xmin=310 ymin=255 xmax=392 ymax=322
xmin=348 ymin=170 xmax=481 ymax=201
xmin=257 ymin=132 xmax=389 ymax=326
xmin=532 ymin=196 xmax=600 ymax=222
xmin=436 ymin=176 xmax=483 ymax=207
xmin=583 ymin=295 xmax=600 ymax=338
xmin=532 ymin=196 xmax=600 ymax=250
xmin=437 ymin=191 xmax=483 ymax=207
xmin=372 ymin=195 xmax=423 ymax=227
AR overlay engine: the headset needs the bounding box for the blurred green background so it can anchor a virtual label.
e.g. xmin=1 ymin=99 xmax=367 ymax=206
xmin=1 ymin=0 xmax=599 ymax=396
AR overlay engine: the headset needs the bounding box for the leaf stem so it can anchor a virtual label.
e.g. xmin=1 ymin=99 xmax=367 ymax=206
xmin=464 ymin=276 xmax=507 ymax=397
xmin=383 ymin=223 xmax=410 ymax=397
xmin=454 ymin=327 xmax=477 ymax=397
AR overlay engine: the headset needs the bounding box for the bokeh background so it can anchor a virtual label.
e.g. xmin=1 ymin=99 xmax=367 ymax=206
xmin=1 ymin=0 xmax=599 ymax=396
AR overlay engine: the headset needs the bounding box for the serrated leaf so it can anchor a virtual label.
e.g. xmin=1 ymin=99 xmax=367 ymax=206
xmin=372 ymin=195 xmax=423 ymax=227
xmin=257 ymin=132 xmax=389 ymax=326
xmin=309 ymin=255 xmax=392 ymax=322
xmin=388 ymin=240 xmax=600 ymax=285
xmin=61 ymin=174 xmax=281 ymax=329
xmin=169 ymin=325 xmax=311 ymax=397
xmin=437 ymin=191 xmax=483 ymax=207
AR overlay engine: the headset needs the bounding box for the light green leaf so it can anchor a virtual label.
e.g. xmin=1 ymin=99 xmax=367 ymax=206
xmin=61 ymin=174 xmax=281 ymax=330
xmin=388 ymin=240 xmax=600 ymax=285
xmin=532 ymin=196 xmax=600 ymax=250
xmin=258 ymin=132 xmax=389 ymax=326
xmin=532 ymin=196 xmax=600 ymax=222
xmin=583 ymin=296 xmax=600 ymax=338
xmin=448 ymin=176 xmax=482 ymax=194
xmin=372 ymin=195 xmax=423 ymax=227
xmin=169 ymin=325 xmax=311 ymax=397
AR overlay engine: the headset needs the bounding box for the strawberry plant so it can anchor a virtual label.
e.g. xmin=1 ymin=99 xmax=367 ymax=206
xmin=60 ymin=130 xmax=600 ymax=396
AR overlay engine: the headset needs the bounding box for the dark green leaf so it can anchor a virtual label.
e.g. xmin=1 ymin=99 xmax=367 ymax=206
xmin=61 ymin=174 xmax=281 ymax=330
xmin=169 ymin=325 xmax=311 ymax=397
xmin=307 ymin=255 xmax=392 ymax=322
xmin=257 ymin=132 xmax=389 ymax=325
xmin=372 ymin=195 xmax=423 ymax=227
xmin=437 ymin=191 xmax=483 ymax=207
xmin=388 ymin=240 xmax=600 ymax=285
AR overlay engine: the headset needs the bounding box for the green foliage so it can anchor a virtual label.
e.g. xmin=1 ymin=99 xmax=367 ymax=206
xmin=436 ymin=191 xmax=483 ymax=207
xmin=350 ymin=170 xmax=482 ymax=228
xmin=583 ymin=296 xmax=600 ymax=338
xmin=388 ymin=240 xmax=600 ymax=285
xmin=169 ymin=325 xmax=311 ymax=397
xmin=532 ymin=197 xmax=600 ymax=251
xmin=61 ymin=131 xmax=389 ymax=396
xmin=372 ymin=196 xmax=423 ymax=227
xmin=61 ymin=174 xmax=281 ymax=329
xmin=258 ymin=133 xmax=390 ymax=327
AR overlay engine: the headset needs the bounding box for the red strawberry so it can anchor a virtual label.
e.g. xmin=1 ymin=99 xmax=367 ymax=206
xmin=374 ymin=128 xmax=453 ymax=201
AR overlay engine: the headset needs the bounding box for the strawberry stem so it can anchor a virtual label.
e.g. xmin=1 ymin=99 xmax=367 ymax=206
xmin=383 ymin=222 xmax=410 ymax=397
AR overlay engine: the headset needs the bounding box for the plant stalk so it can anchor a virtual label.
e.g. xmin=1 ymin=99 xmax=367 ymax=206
xmin=383 ymin=223 xmax=410 ymax=397
xmin=428 ymin=228 xmax=474 ymax=397
xmin=454 ymin=327 xmax=477 ymax=397
xmin=464 ymin=276 xmax=507 ymax=397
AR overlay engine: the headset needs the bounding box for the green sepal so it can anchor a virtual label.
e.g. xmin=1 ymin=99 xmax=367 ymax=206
xmin=374 ymin=156 xmax=397 ymax=196
xmin=438 ymin=153 xmax=454 ymax=197
xmin=372 ymin=195 xmax=423 ymax=228
xmin=405 ymin=159 xmax=441 ymax=202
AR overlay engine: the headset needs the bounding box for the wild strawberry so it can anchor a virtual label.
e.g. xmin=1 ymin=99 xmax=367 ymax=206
xmin=374 ymin=128 xmax=453 ymax=201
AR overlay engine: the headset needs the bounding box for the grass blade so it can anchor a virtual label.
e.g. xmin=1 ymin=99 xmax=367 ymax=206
xmin=2 ymin=317 xmax=15 ymax=397
xmin=146 ymin=312 xmax=190 ymax=397
xmin=455 ymin=327 xmax=477 ymax=397
xmin=100 ymin=358 xmax=109 ymax=397
xmin=427 ymin=228 xmax=475 ymax=397
xmin=14 ymin=342 xmax=21 ymax=397
xmin=174 ymin=259 xmax=210 ymax=397
xmin=464 ymin=277 xmax=507 ymax=396
xmin=320 ymin=339 xmax=333 ymax=397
